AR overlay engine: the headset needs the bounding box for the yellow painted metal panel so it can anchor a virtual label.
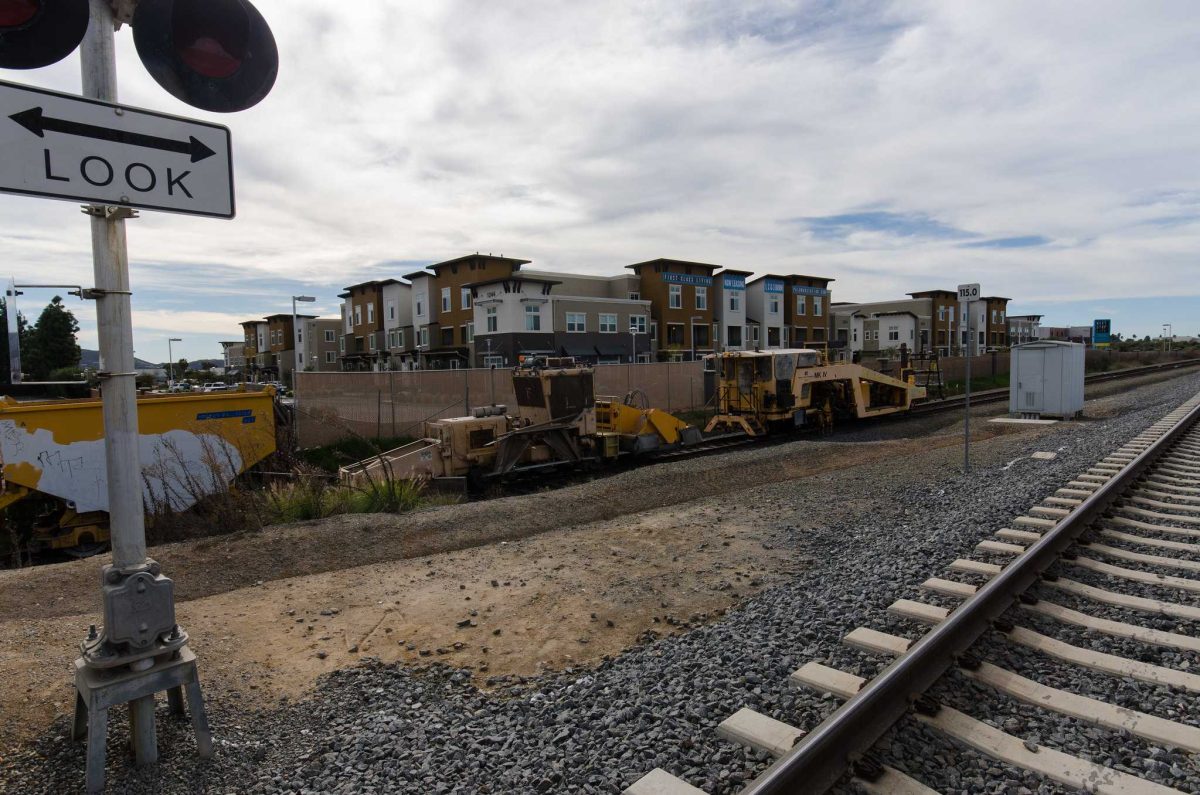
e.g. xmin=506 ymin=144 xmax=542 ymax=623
xmin=0 ymin=389 xmax=276 ymax=514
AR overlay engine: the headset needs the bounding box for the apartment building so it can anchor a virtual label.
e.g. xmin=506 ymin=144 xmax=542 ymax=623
xmin=833 ymin=290 xmax=1010 ymax=357
xmin=713 ymin=269 xmax=751 ymax=351
xmin=746 ymin=275 xmax=788 ymax=348
xmin=784 ymin=275 xmax=834 ymax=347
xmin=469 ymin=273 xmax=653 ymax=366
xmin=220 ymin=341 xmax=245 ymax=376
xmin=238 ymin=320 xmax=268 ymax=381
xmin=407 ymin=254 xmax=530 ymax=368
xmin=263 ymin=313 xmax=316 ymax=383
xmin=338 ymin=278 xmax=415 ymax=371
xmin=300 ymin=318 xmax=343 ymax=372
xmin=625 ymin=258 xmax=719 ymax=361
xmin=1008 ymin=314 xmax=1043 ymax=345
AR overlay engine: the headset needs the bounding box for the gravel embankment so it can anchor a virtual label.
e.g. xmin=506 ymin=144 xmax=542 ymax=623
xmin=3 ymin=373 xmax=1200 ymax=795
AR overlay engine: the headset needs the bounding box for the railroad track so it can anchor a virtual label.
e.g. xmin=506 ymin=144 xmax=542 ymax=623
xmin=910 ymin=357 xmax=1200 ymax=415
xmin=625 ymin=388 xmax=1200 ymax=794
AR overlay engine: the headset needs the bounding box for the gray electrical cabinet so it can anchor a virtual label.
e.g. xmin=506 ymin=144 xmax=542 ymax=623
xmin=1009 ymin=340 xmax=1085 ymax=419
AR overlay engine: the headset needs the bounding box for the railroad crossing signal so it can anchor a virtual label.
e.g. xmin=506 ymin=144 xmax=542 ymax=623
xmin=0 ymin=0 xmax=278 ymax=112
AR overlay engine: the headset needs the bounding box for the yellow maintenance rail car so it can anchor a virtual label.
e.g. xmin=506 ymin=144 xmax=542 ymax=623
xmin=706 ymin=348 xmax=927 ymax=436
xmin=340 ymin=358 xmax=700 ymax=491
xmin=0 ymin=389 xmax=278 ymax=555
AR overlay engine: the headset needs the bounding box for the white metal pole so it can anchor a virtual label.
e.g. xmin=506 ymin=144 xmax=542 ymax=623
xmin=167 ymin=337 xmax=173 ymax=389
xmin=82 ymin=0 xmax=145 ymax=572
xmin=964 ymin=300 xmax=971 ymax=474
xmin=80 ymin=0 xmax=158 ymax=766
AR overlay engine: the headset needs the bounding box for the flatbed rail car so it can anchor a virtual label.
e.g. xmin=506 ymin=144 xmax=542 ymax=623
xmin=0 ymin=388 xmax=278 ymax=554
xmin=705 ymin=348 xmax=926 ymax=436
xmin=339 ymin=359 xmax=701 ymax=490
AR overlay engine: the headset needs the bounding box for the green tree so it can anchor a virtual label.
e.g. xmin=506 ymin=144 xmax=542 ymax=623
xmin=23 ymin=296 xmax=81 ymax=381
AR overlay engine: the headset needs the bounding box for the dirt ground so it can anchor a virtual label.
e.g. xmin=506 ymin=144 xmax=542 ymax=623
xmin=0 ymin=370 xmax=1185 ymax=749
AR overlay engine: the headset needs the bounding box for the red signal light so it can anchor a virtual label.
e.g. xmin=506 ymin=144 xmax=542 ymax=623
xmin=0 ymin=0 xmax=39 ymax=28
xmin=133 ymin=0 xmax=277 ymax=112
xmin=171 ymin=0 xmax=247 ymax=79
xmin=0 ymin=0 xmax=87 ymax=69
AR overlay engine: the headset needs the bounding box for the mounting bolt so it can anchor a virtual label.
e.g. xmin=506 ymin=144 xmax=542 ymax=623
xmin=87 ymin=624 xmax=98 ymax=641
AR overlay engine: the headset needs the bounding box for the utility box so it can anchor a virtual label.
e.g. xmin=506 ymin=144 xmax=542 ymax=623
xmin=1009 ymin=340 xmax=1085 ymax=419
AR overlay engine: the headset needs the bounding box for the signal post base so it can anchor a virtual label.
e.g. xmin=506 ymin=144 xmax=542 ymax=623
xmin=72 ymin=647 xmax=211 ymax=794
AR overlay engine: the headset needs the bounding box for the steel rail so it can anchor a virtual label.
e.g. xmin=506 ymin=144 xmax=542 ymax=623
xmin=742 ymin=397 xmax=1200 ymax=795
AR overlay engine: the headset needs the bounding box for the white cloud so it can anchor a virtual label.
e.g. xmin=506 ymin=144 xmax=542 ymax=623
xmin=1 ymin=0 xmax=1198 ymax=356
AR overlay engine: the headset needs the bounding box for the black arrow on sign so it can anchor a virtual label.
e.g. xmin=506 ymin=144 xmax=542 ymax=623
xmin=8 ymin=106 xmax=215 ymax=163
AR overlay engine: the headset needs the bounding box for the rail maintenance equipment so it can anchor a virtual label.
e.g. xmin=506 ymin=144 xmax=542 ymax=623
xmin=705 ymin=348 xmax=927 ymax=436
xmin=339 ymin=357 xmax=702 ymax=491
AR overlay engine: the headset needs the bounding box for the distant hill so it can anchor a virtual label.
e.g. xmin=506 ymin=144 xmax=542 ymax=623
xmin=79 ymin=348 xmax=158 ymax=370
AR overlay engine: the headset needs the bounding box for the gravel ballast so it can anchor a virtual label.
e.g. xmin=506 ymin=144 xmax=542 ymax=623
xmin=3 ymin=372 xmax=1200 ymax=795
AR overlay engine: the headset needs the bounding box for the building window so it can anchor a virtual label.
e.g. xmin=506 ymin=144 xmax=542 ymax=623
xmin=630 ymin=315 xmax=647 ymax=334
xmin=387 ymin=300 xmax=396 ymax=321
xmin=420 ymin=328 xmax=429 ymax=347
xmin=483 ymin=354 xmax=505 ymax=367
xmin=440 ymin=327 xmax=454 ymax=346
xmin=566 ymin=312 xmax=586 ymax=333
xmin=325 ymin=351 xmax=336 ymax=364
xmin=628 ymin=292 xmax=640 ymax=301
xmin=599 ymin=313 xmax=617 ymax=333
xmin=752 ymin=326 xmax=760 ymax=344
xmin=367 ymin=303 xmax=375 ymax=324
xmin=796 ymin=296 xmax=806 ymax=316
xmin=937 ymin=306 xmax=945 ymax=322
xmin=729 ymin=292 xmax=741 ymax=312
xmin=727 ymin=325 xmax=742 ymax=346
xmin=441 ymin=288 xmax=451 ymax=313
xmin=525 ymin=304 xmax=541 ymax=331
xmin=486 ymin=305 xmax=498 ymax=333
xmin=669 ymin=284 xmax=682 ymax=309
xmin=324 ymin=329 xmax=335 ymax=343
xmin=465 ymin=322 xmax=474 ymax=343
xmin=368 ymin=332 xmax=377 ymax=351
xmin=852 ymin=328 xmax=858 ymax=343
xmin=339 ymin=335 xmax=345 ymax=352
xmin=462 ymin=288 xmax=472 ymax=310
xmin=888 ymin=326 xmax=900 ymax=342
xmin=813 ymin=297 xmax=823 ymax=317
xmin=416 ymin=293 xmax=426 ymax=317
xmin=695 ymin=287 xmax=707 ymax=310
xmin=768 ymin=296 xmax=780 ymax=315
xmin=396 ymin=329 xmax=404 ymax=349
xmin=666 ymin=323 xmax=685 ymax=345
xmin=650 ymin=321 xmax=658 ymax=341
xmin=353 ymin=305 xmax=362 ymax=326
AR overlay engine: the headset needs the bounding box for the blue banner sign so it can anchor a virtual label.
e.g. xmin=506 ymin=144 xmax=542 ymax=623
xmin=764 ymin=278 xmax=785 ymax=293
xmin=1093 ymin=318 xmax=1111 ymax=345
xmin=197 ymin=409 xmax=256 ymax=424
xmin=791 ymin=285 xmax=830 ymax=297
xmin=661 ymin=272 xmax=713 ymax=287
xmin=722 ymin=275 xmax=745 ymax=290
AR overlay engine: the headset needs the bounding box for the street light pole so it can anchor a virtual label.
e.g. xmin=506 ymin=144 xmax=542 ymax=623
xmin=1163 ymin=323 xmax=1173 ymax=352
xmin=291 ymin=294 xmax=316 ymax=387
xmin=167 ymin=337 xmax=182 ymax=388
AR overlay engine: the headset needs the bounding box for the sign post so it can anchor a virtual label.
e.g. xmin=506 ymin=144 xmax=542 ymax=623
xmin=958 ymin=283 xmax=980 ymax=474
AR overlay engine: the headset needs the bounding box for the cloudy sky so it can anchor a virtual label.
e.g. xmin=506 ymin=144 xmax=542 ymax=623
xmin=2 ymin=1 xmax=1198 ymax=361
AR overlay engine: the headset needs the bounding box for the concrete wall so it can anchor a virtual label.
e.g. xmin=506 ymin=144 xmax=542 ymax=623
xmin=295 ymin=360 xmax=709 ymax=446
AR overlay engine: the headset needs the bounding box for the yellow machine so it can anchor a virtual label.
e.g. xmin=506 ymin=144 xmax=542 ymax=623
xmin=705 ymin=348 xmax=927 ymax=436
xmin=340 ymin=358 xmax=700 ymax=490
xmin=0 ymin=389 xmax=278 ymax=555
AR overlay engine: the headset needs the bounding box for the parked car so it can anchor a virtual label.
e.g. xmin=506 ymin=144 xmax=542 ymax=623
xmin=202 ymin=382 xmax=229 ymax=392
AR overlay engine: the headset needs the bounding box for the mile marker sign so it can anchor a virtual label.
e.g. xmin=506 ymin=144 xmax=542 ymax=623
xmin=957 ymin=283 xmax=980 ymax=302
xmin=0 ymin=79 xmax=233 ymax=219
